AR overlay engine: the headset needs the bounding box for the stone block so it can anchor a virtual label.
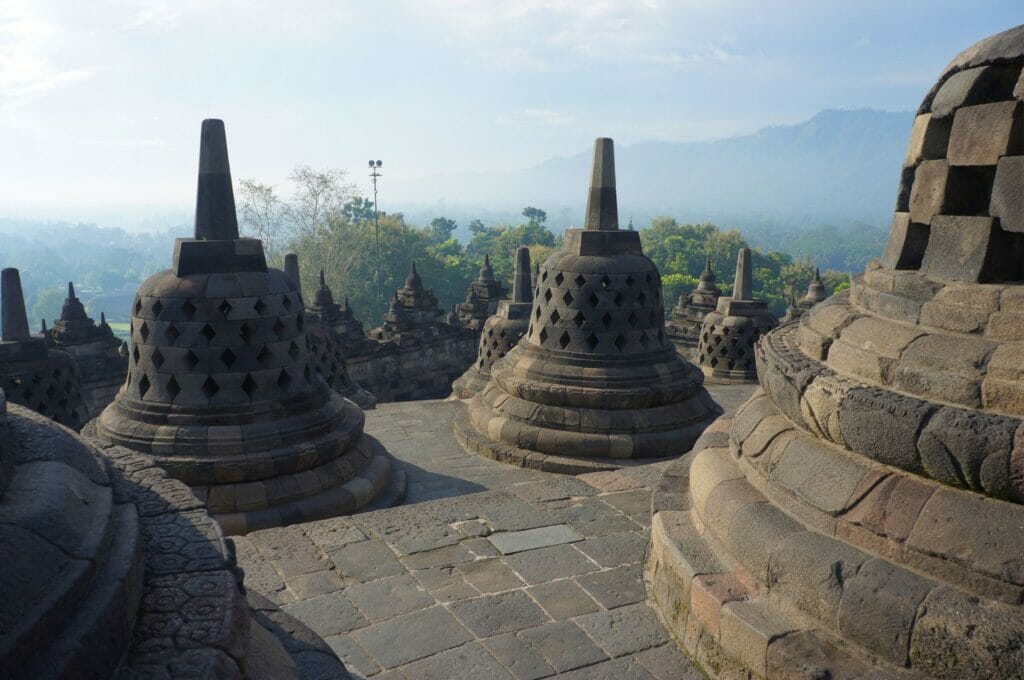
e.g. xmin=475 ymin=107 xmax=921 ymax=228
xmin=766 ymin=630 xmax=872 ymax=679
xmin=488 ymin=524 xmax=583 ymax=555
xmin=726 ymin=501 xmax=803 ymax=583
xmin=574 ymin=531 xmax=647 ymax=568
xmin=909 ymin=160 xmax=950 ymax=224
xmin=910 ymin=586 xmax=1024 ymax=678
xmin=449 ymin=590 xmax=550 ymax=637
xmin=772 ymin=434 xmax=872 ymax=515
xmin=894 ymin=334 xmax=994 ymax=408
xmin=577 ymin=563 xmax=645 ymax=609
xmin=983 ymin=342 xmax=1024 ymax=414
xmin=280 ymin=592 xmax=366 ymax=638
xmin=880 ymin=212 xmax=930 ymax=270
xmin=342 ymin=574 xmax=434 ymax=623
xmin=918 ymin=406 xmax=1017 ymax=498
xmin=921 ymin=216 xmax=1021 ymax=283
xmin=719 ymin=599 xmax=794 ymax=677
xmin=502 ymin=543 xmax=598 ymax=585
xmin=350 ymin=606 xmax=473 ymax=669
xmin=526 ymin=579 xmax=601 ymax=619
xmin=574 ymin=604 xmax=669 ymax=658
xmin=837 ymin=559 xmax=934 ymax=664
xmin=930 ymin=64 xmax=1022 ymax=117
xmin=838 ymin=386 xmax=931 ymax=473
xmin=457 ymin=558 xmax=525 ymax=593
xmin=689 ymin=573 xmax=750 ymax=639
xmin=904 ymin=113 xmax=952 ymax=163
xmin=991 ymin=156 xmax=1024 ymax=232
xmin=517 ymin=621 xmax=607 ymax=673
xmin=767 ymin=531 xmax=868 ymax=624
xmin=947 ymin=100 xmax=1022 ymax=166
xmin=482 ymin=633 xmax=556 ymax=680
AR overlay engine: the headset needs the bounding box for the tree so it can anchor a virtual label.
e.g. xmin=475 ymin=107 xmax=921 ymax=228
xmin=237 ymin=179 xmax=287 ymax=265
xmin=342 ymin=197 xmax=376 ymax=224
xmin=30 ymin=286 xmax=65 ymax=326
xmin=522 ymin=206 xmax=547 ymax=227
xmin=429 ymin=217 xmax=458 ymax=244
xmin=285 ymin=166 xmax=357 ymax=237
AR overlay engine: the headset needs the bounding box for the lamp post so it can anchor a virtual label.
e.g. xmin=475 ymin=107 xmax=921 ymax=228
xmin=369 ymin=160 xmax=383 ymax=312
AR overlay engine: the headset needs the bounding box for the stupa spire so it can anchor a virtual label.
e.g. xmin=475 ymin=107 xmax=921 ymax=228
xmin=512 ymin=247 xmax=533 ymax=304
xmin=193 ymin=119 xmax=239 ymax=241
xmin=1 ymin=268 xmax=30 ymax=341
xmin=733 ymin=247 xmax=753 ymax=301
xmin=284 ymin=253 xmax=302 ymax=300
xmin=584 ymin=137 xmax=618 ymax=231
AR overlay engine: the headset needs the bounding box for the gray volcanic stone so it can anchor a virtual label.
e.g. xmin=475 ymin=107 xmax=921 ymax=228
xmin=397 ymin=642 xmax=514 ymax=679
xmin=918 ymin=407 xmax=1018 ymax=498
xmin=576 ymin=563 xmax=645 ymax=609
xmin=503 ymin=544 xmax=600 ymax=585
xmin=575 ymin=604 xmax=669 ymax=658
xmin=488 ymin=524 xmax=584 ymax=554
xmin=921 ymin=215 xmax=1022 ymax=283
xmin=483 ymin=633 xmax=555 ymax=680
xmin=526 ymin=579 xmax=602 ymax=619
xmin=351 ymin=606 xmax=473 ymax=669
xmin=449 ymin=590 xmax=550 ymax=637
xmin=518 ymin=621 xmax=607 ymax=672
xmin=947 ymin=100 xmax=1022 ymax=166
xmin=991 ymin=155 xmax=1024 ymax=232
xmin=838 ymin=386 xmax=933 ymax=473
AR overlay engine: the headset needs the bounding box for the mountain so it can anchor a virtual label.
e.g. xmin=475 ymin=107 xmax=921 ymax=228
xmin=389 ymin=109 xmax=914 ymax=234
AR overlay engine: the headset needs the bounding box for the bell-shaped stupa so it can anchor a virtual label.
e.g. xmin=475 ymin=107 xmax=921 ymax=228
xmin=45 ymin=281 xmax=128 ymax=418
xmin=0 ymin=268 xmax=87 ymax=429
xmin=648 ymin=24 xmax=1024 ymax=679
xmin=666 ymin=257 xmax=722 ymax=359
xmin=288 ymin=255 xmax=377 ymax=409
xmin=455 ymin=138 xmax=721 ymax=472
xmin=452 ymin=246 xmax=533 ymax=399
xmin=454 ymin=255 xmax=509 ymax=330
xmin=695 ymin=247 xmax=778 ymax=383
xmin=90 ymin=119 xmax=395 ymax=534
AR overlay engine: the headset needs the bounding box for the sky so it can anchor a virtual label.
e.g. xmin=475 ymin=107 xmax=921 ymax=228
xmin=0 ymin=1 xmax=1020 ymax=228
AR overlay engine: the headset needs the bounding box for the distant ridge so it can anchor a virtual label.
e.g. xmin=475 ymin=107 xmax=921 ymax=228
xmin=391 ymin=108 xmax=914 ymax=233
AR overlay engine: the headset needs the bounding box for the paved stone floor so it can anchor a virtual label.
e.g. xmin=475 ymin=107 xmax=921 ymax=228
xmin=234 ymin=384 xmax=756 ymax=679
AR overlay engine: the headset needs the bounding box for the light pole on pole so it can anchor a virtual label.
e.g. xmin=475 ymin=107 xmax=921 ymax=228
xmin=369 ymin=160 xmax=383 ymax=312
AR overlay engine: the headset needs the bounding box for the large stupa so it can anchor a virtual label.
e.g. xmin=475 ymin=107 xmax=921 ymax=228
xmin=648 ymin=24 xmax=1024 ymax=679
xmin=455 ymin=138 xmax=721 ymax=472
xmin=90 ymin=119 xmax=395 ymax=535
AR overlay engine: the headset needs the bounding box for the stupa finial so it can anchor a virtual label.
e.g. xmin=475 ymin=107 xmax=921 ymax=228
xmin=584 ymin=137 xmax=618 ymax=231
xmin=733 ymin=247 xmax=752 ymax=301
xmin=1 ymin=268 xmax=31 ymax=341
xmin=283 ymin=253 xmax=302 ymax=300
xmin=512 ymin=247 xmax=533 ymax=304
xmin=193 ymin=119 xmax=239 ymax=241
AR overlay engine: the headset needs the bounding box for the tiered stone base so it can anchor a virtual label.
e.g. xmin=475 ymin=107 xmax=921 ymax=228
xmin=647 ymin=391 xmax=1024 ymax=678
xmin=0 ymin=401 xmax=349 ymax=678
xmin=89 ymin=391 xmax=402 ymax=535
xmin=346 ymin=332 xmax=478 ymax=403
xmin=455 ymin=348 xmax=722 ymax=474
xmin=450 ymin=365 xmax=490 ymax=400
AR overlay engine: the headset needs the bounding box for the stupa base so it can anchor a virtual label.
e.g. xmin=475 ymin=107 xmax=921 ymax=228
xmin=450 ymin=366 xmax=491 ymax=400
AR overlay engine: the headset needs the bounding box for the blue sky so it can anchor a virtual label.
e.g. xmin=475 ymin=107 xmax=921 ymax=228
xmin=0 ymin=1 xmax=1020 ymax=225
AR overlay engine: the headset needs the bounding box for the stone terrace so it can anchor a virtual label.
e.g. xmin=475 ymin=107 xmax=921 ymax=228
xmin=235 ymin=385 xmax=753 ymax=679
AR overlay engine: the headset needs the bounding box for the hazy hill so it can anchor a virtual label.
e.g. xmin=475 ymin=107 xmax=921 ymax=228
xmin=391 ymin=108 xmax=913 ymax=234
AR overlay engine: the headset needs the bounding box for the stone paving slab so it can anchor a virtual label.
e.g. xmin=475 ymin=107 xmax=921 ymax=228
xmin=489 ymin=524 xmax=584 ymax=554
xmin=233 ymin=394 xmax=758 ymax=677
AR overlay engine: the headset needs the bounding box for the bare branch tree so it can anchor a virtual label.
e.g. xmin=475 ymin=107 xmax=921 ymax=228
xmin=237 ymin=179 xmax=287 ymax=265
xmin=285 ymin=166 xmax=358 ymax=237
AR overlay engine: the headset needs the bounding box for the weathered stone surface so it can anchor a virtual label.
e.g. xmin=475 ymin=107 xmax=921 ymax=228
xmin=947 ymin=100 xmax=1022 ymax=166
xmin=575 ymin=604 xmax=669 ymax=658
xmin=488 ymin=524 xmax=584 ymax=554
xmin=457 ymin=558 xmax=525 ymax=593
xmin=350 ymin=606 xmax=473 ymax=669
xmin=342 ymin=574 xmax=434 ymax=623
xmin=921 ymin=215 xmax=1021 ymax=284
xmin=991 ymin=155 xmax=1024 ymax=233
xmin=577 ymin=564 xmax=645 ymax=609
xmin=482 ymin=633 xmax=556 ymax=680
xmin=449 ymin=590 xmax=550 ymax=637
xmin=879 ymin=212 xmax=930 ymax=270
xmin=503 ymin=544 xmax=599 ymax=585
xmin=918 ymin=407 xmax=1017 ymax=498
xmin=526 ymin=579 xmax=602 ymax=619
xmin=838 ymin=387 xmax=932 ymax=472
xmin=908 ymin=159 xmax=950 ymax=224
xmin=518 ymin=621 xmax=607 ymax=672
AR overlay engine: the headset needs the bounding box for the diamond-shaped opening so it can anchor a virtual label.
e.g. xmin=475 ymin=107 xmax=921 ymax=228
xmin=277 ymin=369 xmax=292 ymax=390
xmin=600 ymin=275 xmax=611 ymax=289
xmin=202 ymin=376 xmax=219 ymax=398
xmin=282 ymin=295 xmax=292 ymax=311
xmin=625 ymin=275 xmax=635 ymax=287
xmin=586 ymin=333 xmax=599 ymax=351
xmin=550 ymin=309 xmax=561 ymax=324
xmin=554 ymin=272 xmax=564 ymax=286
xmin=558 ymin=330 xmax=571 ymax=349
xmin=152 ymin=299 xmax=164 ymax=318
xmin=639 ymin=331 xmax=649 ymax=349
xmin=539 ymin=328 xmax=549 ymax=344
xmin=574 ymin=274 xmax=586 ymax=288
xmin=638 ymin=291 xmax=647 ymax=305
xmin=535 ymin=307 xmax=542 ymax=320
xmin=563 ymin=290 xmax=574 ymax=305
xmin=152 ymin=347 xmax=165 ymax=368
xmin=601 ymin=312 xmax=612 ymax=327
xmin=221 ymin=348 xmax=237 ymax=367
xmin=296 ymin=314 xmax=304 ymax=331
xmin=182 ymin=299 xmax=197 ymax=320
xmin=184 ymin=350 xmax=199 ymax=370
xmin=614 ymin=334 xmax=627 ymax=352
xmin=541 ymin=270 xmax=548 ymax=282
xmin=613 ymin=292 xmax=624 ymax=307
xmin=138 ymin=374 xmax=150 ymax=398
xmin=138 ymin=322 xmax=150 ymax=342
xmin=134 ymin=298 xmax=143 ymax=315
xmin=241 ymin=373 xmax=257 ymax=399
xmin=572 ymin=311 xmax=586 ymax=328
xmin=588 ymin=293 xmax=599 ymax=307
xmin=543 ymin=289 xmax=553 ymax=303
xmin=200 ymin=324 xmax=216 ymax=342
xmin=628 ymin=312 xmax=638 ymax=326
xmin=239 ymin=322 xmax=252 ymax=344
xmin=288 ymin=341 xmax=300 ymax=360
xmin=46 ymin=384 xmax=56 ymax=398
xmin=132 ymin=345 xmax=141 ymax=363
xmin=166 ymin=376 xmax=181 ymax=400
xmin=273 ymin=319 xmax=287 ymax=338
xmin=218 ymin=300 xmax=233 ymax=317
xmin=165 ymin=323 xmax=180 ymax=344
xmin=254 ymin=298 xmax=268 ymax=315
xmin=304 ymin=365 xmax=312 ymax=383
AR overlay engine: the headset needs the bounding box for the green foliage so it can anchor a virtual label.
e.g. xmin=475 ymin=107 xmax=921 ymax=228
xmin=30 ymin=286 xmax=65 ymax=326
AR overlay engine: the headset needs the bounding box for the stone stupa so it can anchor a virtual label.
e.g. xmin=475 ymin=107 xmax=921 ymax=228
xmin=695 ymin=247 xmax=778 ymax=383
xmin=0 ymin=268 xmax=87 ymax=429
xmin=285 ymin=255 xmax=377 ymax=410
xmin=90 ymin=119 xmax=395 ymax=535
xmin=454 ymin=255 xmax=508 ymax=331
xmin=455 ymin=138 xmax=721 ymax=472
xmin=666 ymin=257 xmax=721 ymax=359
xmin=0 ymin=385 xmax=349 ymax=678
xmin=648 ymin=24 xmax=1024 ymax=679
xmin=45 ymin=281 xmax=128 ymax=418
xmin=452 ymin=246 xmax=533 ymax=399
xmin=781 ymin=267 xmax=829 ymax=323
